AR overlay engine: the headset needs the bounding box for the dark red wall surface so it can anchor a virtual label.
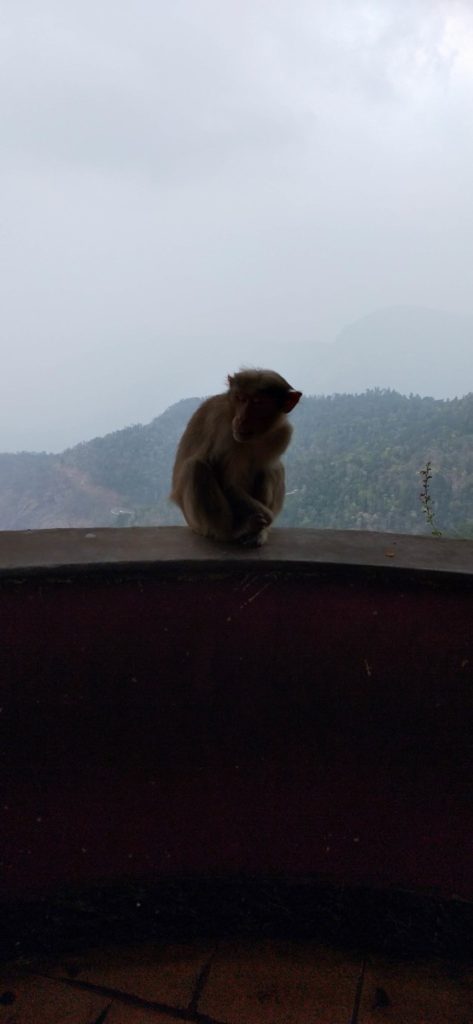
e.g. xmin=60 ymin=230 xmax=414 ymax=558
xmin=1 ymin=528 xmax=472 ymax=903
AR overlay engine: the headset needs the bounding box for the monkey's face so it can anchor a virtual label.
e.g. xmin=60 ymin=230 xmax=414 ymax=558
xmin=231 ymin=392 xmax=280 ymax=443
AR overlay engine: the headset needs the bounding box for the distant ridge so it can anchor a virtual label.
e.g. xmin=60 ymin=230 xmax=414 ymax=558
xmin=295 ymin=305 xmax=472 ymax=400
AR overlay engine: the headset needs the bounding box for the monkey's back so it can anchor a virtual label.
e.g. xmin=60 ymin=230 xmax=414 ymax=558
xmin=170 ymin=394 xmax=232 ymax=500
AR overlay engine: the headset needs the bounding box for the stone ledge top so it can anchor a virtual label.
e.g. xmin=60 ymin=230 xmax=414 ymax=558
xmin=0 ymin=526 xmax=472 ymax=579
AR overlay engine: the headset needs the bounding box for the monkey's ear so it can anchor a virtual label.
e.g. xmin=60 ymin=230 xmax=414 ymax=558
xmin=282 ymin=390 xmax=302 ymax=413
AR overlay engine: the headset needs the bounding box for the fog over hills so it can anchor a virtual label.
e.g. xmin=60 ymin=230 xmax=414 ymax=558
xmin=0 ymin=305 xmax=472 ymax=533
xmin=2 ymin=304 xmax=472 ymax=454
xmin=297 ymin=306 xmax=472 ymax=400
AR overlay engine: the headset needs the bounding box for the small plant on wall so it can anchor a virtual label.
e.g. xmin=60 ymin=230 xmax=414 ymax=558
xmin=419 ymin=461 xmax=442 ymax=537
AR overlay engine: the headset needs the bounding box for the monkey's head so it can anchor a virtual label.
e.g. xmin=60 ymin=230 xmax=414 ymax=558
xmin=227 ymin=369 xmax=302 ymax=443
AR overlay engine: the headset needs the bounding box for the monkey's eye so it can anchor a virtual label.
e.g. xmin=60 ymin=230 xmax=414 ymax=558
xmin=251 ymin=394 xmax=273 ymax=409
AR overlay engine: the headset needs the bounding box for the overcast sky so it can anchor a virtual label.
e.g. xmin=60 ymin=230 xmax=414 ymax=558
xmin=1 ymin=0 xmax=473 ymax=451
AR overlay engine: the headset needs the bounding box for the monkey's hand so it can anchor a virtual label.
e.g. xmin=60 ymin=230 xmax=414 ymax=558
xmin=235 ymin=509 xmax=272 ymax=546
xmin=240 ymin=527 xmax=269 ymax=547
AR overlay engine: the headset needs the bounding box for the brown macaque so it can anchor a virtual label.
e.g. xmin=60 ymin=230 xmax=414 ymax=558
xmin=171 ymin=369 xmax=302 ymax=546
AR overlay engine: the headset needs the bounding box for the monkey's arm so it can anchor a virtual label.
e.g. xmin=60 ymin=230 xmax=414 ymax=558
xmin=252 ymin=463 xmax=285 ymax=517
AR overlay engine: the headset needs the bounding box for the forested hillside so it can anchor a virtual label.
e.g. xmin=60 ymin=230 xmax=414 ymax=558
xmin=0 ymin=390 xmax=472 ymax=535
xmin=279 ymin=390 xmax=473 ymax=535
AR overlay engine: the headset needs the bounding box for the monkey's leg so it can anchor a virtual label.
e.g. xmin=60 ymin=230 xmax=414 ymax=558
xmin=231 ymin=465 xmax=285 ymax=546
xmin=223 ymin=493 xmax=271 ymax=546
xmin=223 ymin=484 xmax=272 ymax=543
xmin=253 ymin=464 xmax=285 ymax=518
xmin=179 ymin=459 xmax=234 ymax=541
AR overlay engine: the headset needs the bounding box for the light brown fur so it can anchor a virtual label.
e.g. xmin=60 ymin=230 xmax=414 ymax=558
xmin=171 ymin=369 xmax=301 ymax=546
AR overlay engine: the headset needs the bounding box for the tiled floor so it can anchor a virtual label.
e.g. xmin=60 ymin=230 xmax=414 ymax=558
xmin=1 ymin=940 xmax=472 ymax=1023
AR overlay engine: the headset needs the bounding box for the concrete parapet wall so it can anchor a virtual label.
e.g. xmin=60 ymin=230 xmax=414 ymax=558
xmin=1 ymin=527 xmax=472 ymax=904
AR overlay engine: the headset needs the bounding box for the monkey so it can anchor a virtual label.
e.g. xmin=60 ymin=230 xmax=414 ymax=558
xmin=171 ymin=369 xmax=302 ymax=546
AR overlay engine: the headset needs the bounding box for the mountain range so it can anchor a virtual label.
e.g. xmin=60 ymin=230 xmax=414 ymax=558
xmin=1 ymin=304 xmax=472 ymax=532
xmin=1 ymin=388 xmax=472 ymax=536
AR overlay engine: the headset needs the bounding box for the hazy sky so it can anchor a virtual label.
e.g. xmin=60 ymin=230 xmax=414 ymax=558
xmin=1 ymin=0 xmax=473 ymax=451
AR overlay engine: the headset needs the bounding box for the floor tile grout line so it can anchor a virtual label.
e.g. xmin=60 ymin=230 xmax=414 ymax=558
xmin=22 ymin=970 xmax=229 ymax=1024
xmin=187 ymin=946 xmax=218 ymax=1014
xmin=90 ymin=1005 xmax=113 ymax=1024
xmin=349 ymin=957 xmax=367 ymax=1024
